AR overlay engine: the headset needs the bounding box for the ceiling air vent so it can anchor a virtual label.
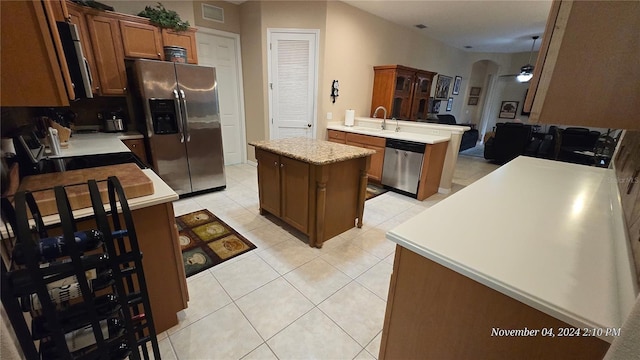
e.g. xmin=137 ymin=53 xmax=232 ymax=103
xmin=202 ymin=3 xmax=224 ymax=23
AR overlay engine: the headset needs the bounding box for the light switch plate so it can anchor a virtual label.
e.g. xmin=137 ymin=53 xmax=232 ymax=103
xmin=326 ymin=112 xmax=332 ymax=120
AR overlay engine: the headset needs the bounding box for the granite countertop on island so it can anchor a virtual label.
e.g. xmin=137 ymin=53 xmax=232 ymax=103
xmin=249 ymin=137 xmax=375 ymax=165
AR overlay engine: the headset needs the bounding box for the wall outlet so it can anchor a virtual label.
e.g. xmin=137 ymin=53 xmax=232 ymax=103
xmin=326 ymin=112 xmax=333 ymax=120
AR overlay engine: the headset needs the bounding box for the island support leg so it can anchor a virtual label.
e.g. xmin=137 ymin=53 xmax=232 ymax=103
xmin=313 ymin=166 xmax=329 ymax=248
xmin=356 ymin=157 xmax=370 ymax=228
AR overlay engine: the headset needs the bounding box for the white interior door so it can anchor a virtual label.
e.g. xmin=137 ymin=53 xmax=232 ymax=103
xmin=268 ymin=29 xmax=319 ymax=140
xmin=196 ymin=28 xmax=246 ymax=165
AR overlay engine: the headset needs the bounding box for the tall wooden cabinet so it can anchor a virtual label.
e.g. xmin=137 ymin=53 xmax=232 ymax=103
xmin=371 ymin=65 xmax=436 ymax=121
xmin=524 ymin=0 xmax=640 ymax=130
xmin=86 ymin=13 xmax=128 ymax=96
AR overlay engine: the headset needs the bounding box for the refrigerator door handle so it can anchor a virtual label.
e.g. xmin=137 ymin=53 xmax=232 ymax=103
xmin=179 ymin=89 xmax=191 ymax=142
xmin=173 ymin=89 xmax=185 ymax=143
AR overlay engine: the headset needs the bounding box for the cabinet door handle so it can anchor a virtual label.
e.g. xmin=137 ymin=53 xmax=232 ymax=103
xmin=280 ymin=163 xmax=284 ymax=168
xmin=274 ymin=161 xmax=278 ymax=166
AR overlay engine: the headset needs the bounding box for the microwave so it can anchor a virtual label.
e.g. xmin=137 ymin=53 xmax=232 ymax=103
xmin=56 ymin=21 xmax=93 ymax=99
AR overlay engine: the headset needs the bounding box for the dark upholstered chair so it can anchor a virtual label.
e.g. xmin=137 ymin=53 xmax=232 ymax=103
xmin=484 ymin=122 xmax=532 ymax=164
xmin=436 ymin=114 xmax=480 ymax=152
xmin=556 ymin=127 xmax=601 ymax=164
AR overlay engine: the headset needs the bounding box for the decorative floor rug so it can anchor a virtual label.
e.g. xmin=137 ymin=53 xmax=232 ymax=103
xmin=366 ymin=183 xmax=388 ymax=200
xmin=175 ymin=209 xmax=256 ymax=277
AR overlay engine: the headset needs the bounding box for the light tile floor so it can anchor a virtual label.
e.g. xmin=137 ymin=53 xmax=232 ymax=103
xmin=152 ymin=154 xmax=498 ymax=360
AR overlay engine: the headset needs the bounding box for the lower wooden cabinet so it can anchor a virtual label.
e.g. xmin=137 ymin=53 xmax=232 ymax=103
xmin=255 ymin=147 xmax=369 ymax=247
xmin=257 ymin=150 xmax=310 ymax=233
xmin=122 ymin=138 xmax=149 ymax=165
xmin=327 ymin=129 xmax=346 ymax=144
xmin=328 ymin=131 xmax=385 ymax=183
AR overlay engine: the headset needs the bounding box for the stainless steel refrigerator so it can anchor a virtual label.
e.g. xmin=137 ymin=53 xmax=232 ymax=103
xmin=132 ymin=59 xmax=225 ymax=195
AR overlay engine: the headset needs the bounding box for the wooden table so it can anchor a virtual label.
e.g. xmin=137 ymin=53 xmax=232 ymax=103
xmin=250 ymin=138 xmax=374 ymax=248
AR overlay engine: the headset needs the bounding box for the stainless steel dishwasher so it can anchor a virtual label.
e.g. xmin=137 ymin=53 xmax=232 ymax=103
xmin=381 ymin=138 xmax=425 ymax=198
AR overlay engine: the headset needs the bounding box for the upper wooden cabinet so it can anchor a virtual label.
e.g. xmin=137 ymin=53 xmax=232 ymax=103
xmin=86 ymin=13 xmax=128 ymax=96
xmin=524 ymin=0 xmax=640 ymax=130
xmin=371 ymin=65 xmax=436 ymax=121
xmin=161 ymin=28 xmax=199 ymax=64
xmin=119 ymin=20 xmax=163 ymax=60
xmin=1 ymin=0 xmax=74 ymax=106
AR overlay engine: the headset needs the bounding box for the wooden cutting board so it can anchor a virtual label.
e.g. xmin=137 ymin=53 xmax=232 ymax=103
xmin=18 ymin=163 xmax=154 ymax=216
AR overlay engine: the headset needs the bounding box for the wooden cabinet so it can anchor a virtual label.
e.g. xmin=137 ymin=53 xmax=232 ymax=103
xmin=257 ymin=149 xmax=283 ymax=219
xmin=119 ymin=20 xmax=163 ymax=60
xmin=66 ymin=2 xmax=100 ymax=95
xmin=327 ymin=131 xmax=386 ymax=183
xmin=1 ymin=0 xmax=74 ymax=106
xmin=257 ymin=150 xmax=310 ymax=233
xmin=371 ymin=65 xmax=436 ymax=121
xmin=344 ymin=133 xmax=386 ymax=183
xmin=122 ymin=138 xmax=149 ymax=165
xmin=86 ymin=13 xmax=127 ymax=96
xmin=161 ymin=28 xmax=199 ymax=64
xmin=255 ymin=146 xmax=370 ymax=248
xmin=280 ymin=156 xmax=311 ymax=233
xmin=524 ymin=0 xmax=640 ymax=130
xmin=379 ymin=246 xmax=609 ymax=359
xmin=327 ymin=129 xmax=346 ymax=144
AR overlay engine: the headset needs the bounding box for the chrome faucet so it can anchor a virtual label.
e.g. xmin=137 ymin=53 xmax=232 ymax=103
xmin=393 ymin=117 xmax=400 ymax=132
xmin=373 ymin=106 xmax=387 ymax=130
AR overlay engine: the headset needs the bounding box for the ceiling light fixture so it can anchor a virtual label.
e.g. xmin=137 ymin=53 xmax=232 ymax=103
xmin=517 ymin=36 xmax=539 ymax=82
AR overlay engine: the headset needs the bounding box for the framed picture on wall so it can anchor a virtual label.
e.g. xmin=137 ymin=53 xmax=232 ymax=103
xmin=470 ymin=87 xmax=481 ymax=96
xmin=468 ymin=97 xmax=479 ymax=106
xmin=433 ymin=99 xmax=441 ymax=113
xmin=452 ymin=76 xmax=462 ymax=95
xmin=434 ymin=75 xmax=452 ymax=100
xmin=446 ymin=97 xmax=453 ymax=111
xmin=499 ymin=101 xmax=519 ymax=119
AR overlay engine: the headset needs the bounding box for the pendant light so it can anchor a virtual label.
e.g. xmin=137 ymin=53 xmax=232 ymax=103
xmin=517 ymin=36 xmax=539 ymax=82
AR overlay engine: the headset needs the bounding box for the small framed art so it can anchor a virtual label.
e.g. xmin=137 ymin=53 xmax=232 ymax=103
xmin=499 ymin=101 xmax=519 ymax=119
xmin=468 ymin=97 xmax=479 ymax=106
xmin=446 ymin=97 xmax=453 ymax=111
xmin=452 ymin=76 xmax=462 ymax=95
xmin=470 ymin=87 xmax=481 ymax=96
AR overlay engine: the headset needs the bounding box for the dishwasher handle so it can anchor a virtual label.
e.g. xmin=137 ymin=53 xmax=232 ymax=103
xmin=385 ymin=138 xmax=426 ymax=153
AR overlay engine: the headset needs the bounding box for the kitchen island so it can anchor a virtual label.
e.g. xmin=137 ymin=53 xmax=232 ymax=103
xmin=249 ymin=138 xmax=374 ymax=248
xmin=380 ymin=156 xmax=637 ymax=359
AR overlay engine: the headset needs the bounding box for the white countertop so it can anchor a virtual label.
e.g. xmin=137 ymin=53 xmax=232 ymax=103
xmin=327 ymin=123 xmax=450 ymax=144
xmin=47 ymin=132 xmax=141 ymax=159
xmin=387 ymin=156 xmax=637 ymax=342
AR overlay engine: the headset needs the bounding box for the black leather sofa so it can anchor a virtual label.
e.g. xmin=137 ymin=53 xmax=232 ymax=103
xmin=484 ymin=122 xmax=533 ymax=164
xmin=435 ymin=114 xmax=480 ymax=152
